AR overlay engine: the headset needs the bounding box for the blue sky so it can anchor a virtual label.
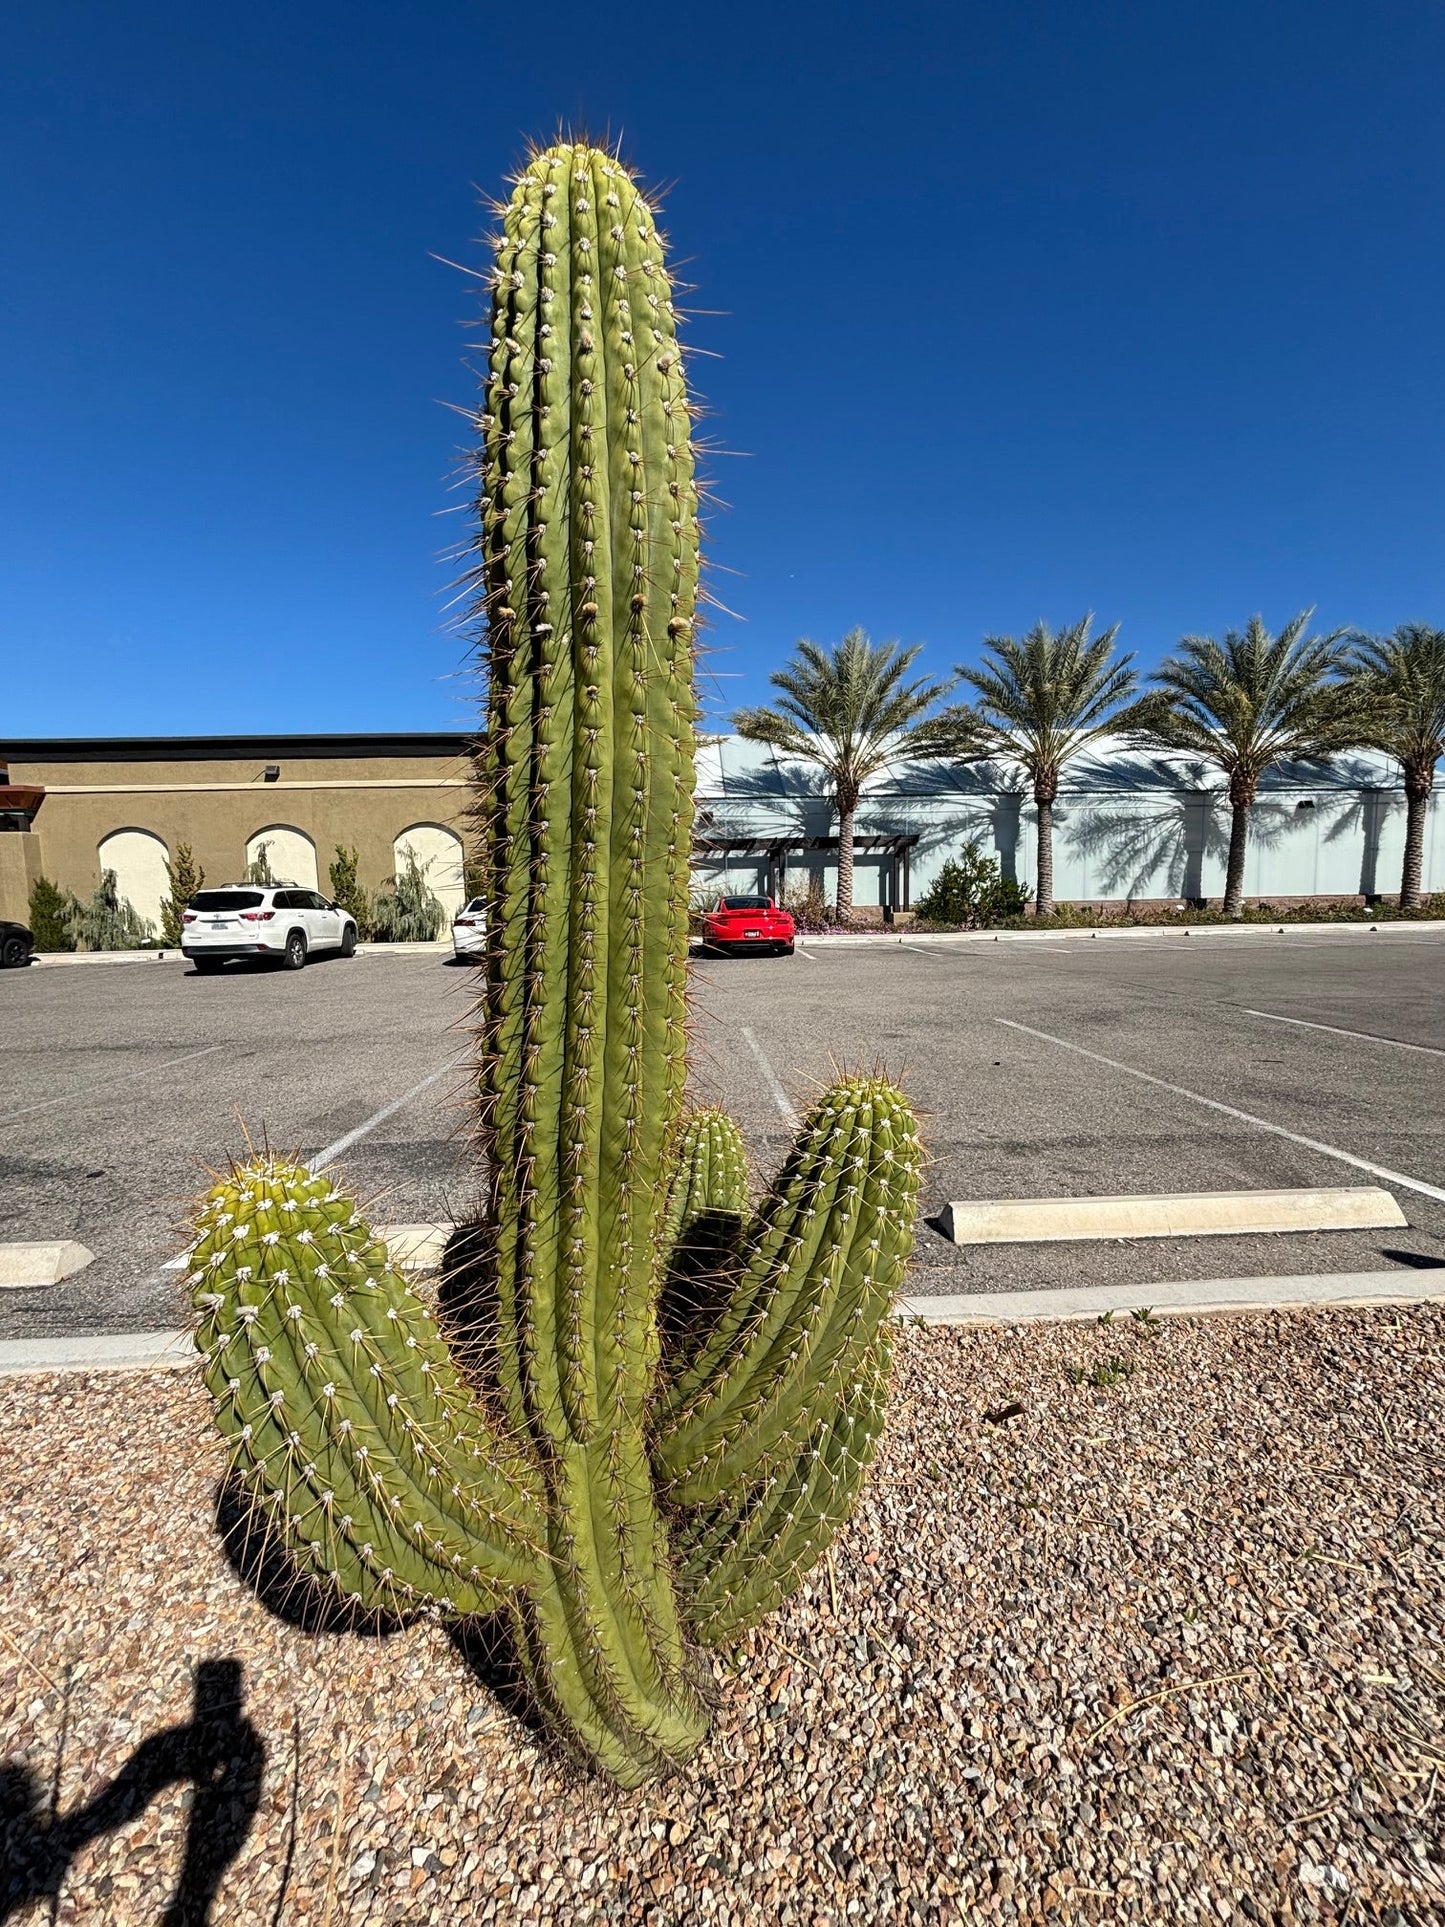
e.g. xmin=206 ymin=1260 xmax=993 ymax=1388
xmin=3 ymin=0 xmax=1442 ymax=737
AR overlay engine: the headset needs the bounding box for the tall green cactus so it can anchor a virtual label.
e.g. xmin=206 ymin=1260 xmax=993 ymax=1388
xmin=189 ymin=141 xmax=921 ymax=1787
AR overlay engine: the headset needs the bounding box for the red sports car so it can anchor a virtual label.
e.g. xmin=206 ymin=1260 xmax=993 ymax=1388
xmin=700 ymin=893 xmax=796 ymax=957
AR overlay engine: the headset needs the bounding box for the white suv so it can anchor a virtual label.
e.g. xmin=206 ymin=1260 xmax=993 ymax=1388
xmin=182 ymin=884 xmax=359 ymax=973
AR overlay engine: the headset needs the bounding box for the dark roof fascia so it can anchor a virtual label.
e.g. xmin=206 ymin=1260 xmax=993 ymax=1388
xmin=0 ymin=732 xmax=476 ymax=763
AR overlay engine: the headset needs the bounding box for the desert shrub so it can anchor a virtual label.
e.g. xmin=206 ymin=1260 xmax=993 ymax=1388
xmin=27 ymin=876 xmax=75 ymax=951
xmin=370 ymin=850 xmax=445 ymax=942
xmin=780 ymin=878 xmax=835 ymax=932
xmin=328 ymin=845 xmax=372 ymax=939
xmin=247 ymin=841 xmax=275 ymax=886
xmin=914 ymin=844 xmax=1031 ymax=928
xmin=160 ymin=843 xmax=205 ymax=946
xmin=70 ymin=869 xmax=152 ymax=950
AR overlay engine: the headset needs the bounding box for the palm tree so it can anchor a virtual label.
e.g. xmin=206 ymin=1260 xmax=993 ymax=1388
xmin=1136 ymin=611 xmax=1355 ymax=917
xmin=933 ymin=616 xmax=1152 ymax=918
xmin=734 ymin=629 xmax=952 ymax=920
xmin=1347 ymin=623 xmax=1445 ymax=908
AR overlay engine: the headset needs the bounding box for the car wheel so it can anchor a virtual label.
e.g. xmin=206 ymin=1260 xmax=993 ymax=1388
xmin=193 ymin=957 xmax=224 ymax=975
xmin=0 ymin=935 xmax=28 ymax=968
xmin=281 ymin=930 xmax=308 ymax=971
xmin=340 ymin=923 xmax=357 ymax=958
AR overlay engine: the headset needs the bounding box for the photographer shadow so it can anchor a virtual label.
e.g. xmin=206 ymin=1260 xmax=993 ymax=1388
xmin=0 ymin=1658 xmax=263 ymax=1925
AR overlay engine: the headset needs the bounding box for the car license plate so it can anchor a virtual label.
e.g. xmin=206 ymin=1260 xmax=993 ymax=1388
xmin=744 ymin=928 xmax=760 ymax=938
xmin=207 ymin=919 xmax=229 ymax=929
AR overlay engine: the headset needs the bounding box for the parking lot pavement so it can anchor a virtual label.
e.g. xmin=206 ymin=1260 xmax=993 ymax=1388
xmin=0 ymin=952 xmax=485 ymax=1338
xmin=687 ymin=930 xmax=1445 ymax=1295
xmin=3 ymin=930 xmax=1442 ymax=1339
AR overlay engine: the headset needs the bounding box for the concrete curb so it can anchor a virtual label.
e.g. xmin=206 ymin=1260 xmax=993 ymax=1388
xmin=0 ymin=1329 xmax=196 ymax=1376
xmin=788 ymin=920 xmax=1445 ymax=950
xmin=5 ymin=1270 xmax=1442 ymax=1375
xmin=897 ymin=1270 xmax=1445 ymax=1325
xmin=28 ymin=950 xmax=185 ymax=967
xmin=939 ymin=1185 xmax=1406 ymax=1246
xmin=0 ymin=1241 xmax=96 ymax=1289
xmin=26 ymin=940 xmax=455 ymax=968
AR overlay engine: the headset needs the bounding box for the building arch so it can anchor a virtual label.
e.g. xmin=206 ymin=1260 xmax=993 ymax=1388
xmin=393 ymin=823 xmax=465 ymax=920
xmin=245 ymin=825 xmax=318 ymax=890
xmin=97 ymin=827 xmax=169 ymax=931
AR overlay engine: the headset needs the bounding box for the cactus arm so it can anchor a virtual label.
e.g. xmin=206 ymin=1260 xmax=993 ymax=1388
xmin=661 ymin=1109 xmax=750 ymax=1257
xmin=672 ymin=1330 xmax=891 ymax=1644
xmin=190 ymin=1163 xmax=545 ymax=1614
xmin=650 ymin=1078 xmax=920 ymax=1507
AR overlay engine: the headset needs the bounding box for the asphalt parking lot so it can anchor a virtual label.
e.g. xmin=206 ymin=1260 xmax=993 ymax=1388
xmin=2 ymin=928 xmax=1442 ymax=1339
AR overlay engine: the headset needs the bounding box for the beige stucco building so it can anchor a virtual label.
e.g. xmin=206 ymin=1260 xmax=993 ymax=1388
xmin=0 ymin=733 xmax=476 ymax=931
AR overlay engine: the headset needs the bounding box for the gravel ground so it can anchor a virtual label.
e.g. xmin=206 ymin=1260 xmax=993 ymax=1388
xmin=2 ymin=1307 xmax=1442 ymax=1925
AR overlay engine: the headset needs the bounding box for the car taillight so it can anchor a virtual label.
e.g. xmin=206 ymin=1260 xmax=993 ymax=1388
xmin=182 ymin=912 xmax=196 ymax=923
xmin=240 ymin=911 xmax=275 ymax=922
xmin=455 ymin=917 xmax=475 ymax=927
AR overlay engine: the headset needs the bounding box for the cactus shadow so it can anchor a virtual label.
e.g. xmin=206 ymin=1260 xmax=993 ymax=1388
xmin=0 ymin=1658 xmax=263 ymax=1925
xmin=445 ymin=1614 xmax=553 ymax=1748
xmin=215 ymin=1476 xmax=415 ymax=1638
xmin=657 ymin=1209 xmax=747 ymax=1365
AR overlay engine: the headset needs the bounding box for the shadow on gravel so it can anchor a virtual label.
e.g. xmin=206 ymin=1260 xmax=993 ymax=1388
xmin=0 ymin=1658 xmax=263 ymax=1925
xmin=215 ymin=1475 xmax=414 ymax=1638
xmin=1378 ymin=1247 xmax=1445 ymax=1269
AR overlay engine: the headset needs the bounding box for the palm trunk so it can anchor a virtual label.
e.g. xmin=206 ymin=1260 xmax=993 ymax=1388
xmin=1034 ymin=800 xmax=1054 ymax=918
xmin=836 ymin=801 xmax=856 ymax=922
xmin=1401 ymin=764 xmax=1432 ymax=909
xmin=1223 ymin=780 xmax=1253 ymax=917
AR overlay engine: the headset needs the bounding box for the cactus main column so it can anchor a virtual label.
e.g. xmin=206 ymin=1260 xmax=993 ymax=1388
xmin=186 ymin=139 xmax=923 ymax=1792
xmin=475 ymin=142 xmax=705 ymax=1781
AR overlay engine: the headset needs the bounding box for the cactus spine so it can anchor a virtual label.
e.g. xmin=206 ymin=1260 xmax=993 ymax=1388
xmin=189 ymin=141 xmax=921 ymax=1787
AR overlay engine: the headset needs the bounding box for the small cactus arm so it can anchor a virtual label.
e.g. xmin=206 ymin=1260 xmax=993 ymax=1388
xmin=188 ymin=140 xmax=920 ymax=1787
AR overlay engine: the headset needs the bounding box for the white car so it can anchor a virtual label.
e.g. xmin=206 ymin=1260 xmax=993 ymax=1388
xmin=452 ymin=897 xmax=486 ymax=959
xmin=181 ymin=884 xmax=358 ymax=973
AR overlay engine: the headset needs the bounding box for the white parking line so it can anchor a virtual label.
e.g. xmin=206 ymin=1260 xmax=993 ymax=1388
xmin=741 ymin=1026 xmax=799 ymax=1127
xmin=1 ymin=1044 xmax=228 ymax=1127
xmin=310 ymin=1057 xmax=466 ymax=1172
xmin=161 ymin=1055 xmax=469 ymax=1269
xmin=1243 ymin=1010 xmax=1445 ymax=1058
xmin=994 ymin=1017 xmax=1445 ymax=1205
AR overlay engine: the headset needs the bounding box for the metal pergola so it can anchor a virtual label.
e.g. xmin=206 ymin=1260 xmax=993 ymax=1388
xmin=691 ymin=832 xmax=921 ymax=911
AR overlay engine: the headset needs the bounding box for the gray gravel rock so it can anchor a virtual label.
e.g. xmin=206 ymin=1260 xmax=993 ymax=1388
xmin=1 ymin=1305 xmax=1442 ymax=1922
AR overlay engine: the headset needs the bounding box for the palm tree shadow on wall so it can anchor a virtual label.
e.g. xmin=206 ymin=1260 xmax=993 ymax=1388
xmin=1061 ymin=761 xmax=1295 ymax=902
xmin=0 ymin=1659 xmax=263 ymax=1925
xmin=711 ymin=757 xmax=1017 ymax=894
xmin=1320 ymin=786 xmax=1399 ymax=897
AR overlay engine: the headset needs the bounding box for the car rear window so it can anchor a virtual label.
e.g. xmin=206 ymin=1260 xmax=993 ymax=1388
xmin=721 ymin=895 xmax=770 ymax=910
xmin=190 ymin=890 xmax=264 ymax=911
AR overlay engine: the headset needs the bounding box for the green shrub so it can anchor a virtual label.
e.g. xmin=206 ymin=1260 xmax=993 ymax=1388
xmin=159 ymin=843 xmax=205 ymax=947
xmin=369 ymin=849 xmax=445 ymax=942
xmin=70 ymin=869 xmax=152 ymax=950
xmin=915 ymin=843 xmax=1031 ymax=928
xmin=27 ymin=876 xmax=75 ymax=951
xmin=327 ymin=844 xmax=372 ymax=939
xmin=246 ymin=841 xmax=275 ymax=886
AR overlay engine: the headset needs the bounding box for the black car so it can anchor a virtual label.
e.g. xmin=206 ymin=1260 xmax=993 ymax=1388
xmin=0 ymin=920 xmax=34 ymax=968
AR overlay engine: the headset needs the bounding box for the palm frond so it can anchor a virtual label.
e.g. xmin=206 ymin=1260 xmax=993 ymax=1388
xmin=949 ymin=616 xmax=1136 ymax=791
xmin=734 ymin=628 xmax=954 ymax=792
xmin=1140 ymin=610 xmax=1357 ymax=780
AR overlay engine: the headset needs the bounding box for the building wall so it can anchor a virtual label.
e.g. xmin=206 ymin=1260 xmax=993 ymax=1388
xmin=693 ymin=738 xmax=1445 ymax=909
xmin=0 ymin=735 xmax=473 ymax=926
xmin=3 ymin=731 xmax=1440 ymax=929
